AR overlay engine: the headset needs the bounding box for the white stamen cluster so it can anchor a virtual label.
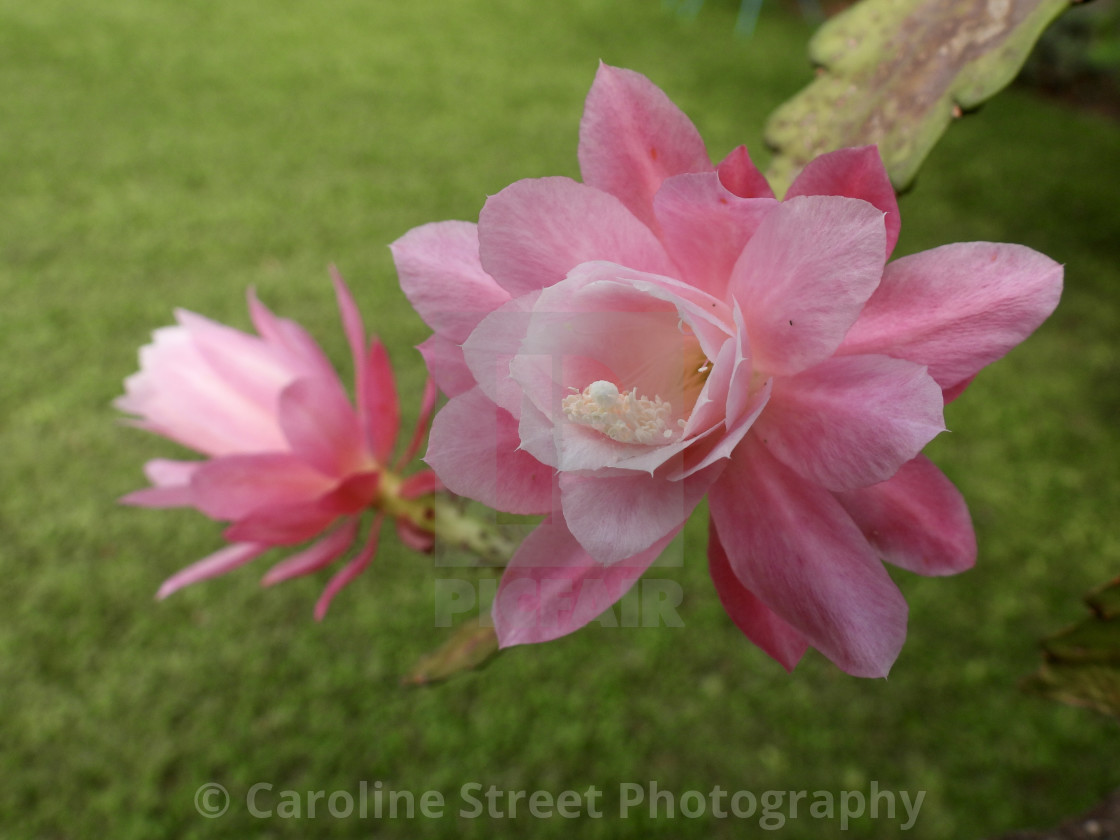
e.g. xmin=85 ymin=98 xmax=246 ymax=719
xmin=561 ymin=380 xmax=673 ymax=445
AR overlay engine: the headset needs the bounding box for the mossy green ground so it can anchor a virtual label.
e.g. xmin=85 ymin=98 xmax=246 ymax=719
xmin=1 ymin=0 xmax=1117 ymax=837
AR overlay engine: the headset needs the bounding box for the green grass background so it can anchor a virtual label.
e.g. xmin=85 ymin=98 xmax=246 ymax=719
xmin=1 ymin=0 xmax=1118 ymax=837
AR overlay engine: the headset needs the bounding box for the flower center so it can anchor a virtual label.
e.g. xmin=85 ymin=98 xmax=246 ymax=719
xmin=561 ymin=380 xmax=674 ymax=445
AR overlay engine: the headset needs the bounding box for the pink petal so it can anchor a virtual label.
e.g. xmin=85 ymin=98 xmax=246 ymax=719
xmin=785 ymin=146 xmax=900 ymax=257
xmin=247 ymin=290 xmax=337 ymax=383
xmin=751 ymin=354 xmax=944 ymax=492
xmin=118 ymin=325 xmax=289 ymax=456
xmin=835 ymin=454 xmax=976 ymax=576
xmin=314 ymin=516 xmax=384 ymax=620
xmin=492 ymin=512 xmax=681 ymax=647
xmin=840 ymin=242 xmax=1063 ymax=392
xmin=652 ymin=172 xmax=778 ymax=300
xmin=716 ymin=145 xmax=776 ymax=199
xmin=190 ymin=453 xmax=334 ymax=520
xmin=361 ymin=339 xmax=401 ymax=464
xmin=278 ymin=377 xmax=368 ymax=478
xmin=156 ymin=542 xmax=271 ymax=599
xmin=330 ymin=269 xmax=402 ymax=463
xmin=119 ymin=458 xmax=201 ymax=507
xmin=730 ymin=195 xmax=887 ymax=376
xmin=425 ymin=386 xmax=555 ymax=515
xmin=224 ymin=504 xmax=341 ymax=546
xmin=673 ymin=376 xmax=772 ymax=481
xmin=477 ymin=176 xmax=674 ymax=298
xmin=261 ymin=518 xmax=361 ymax=585
xmin=417 ymin=334 xmax=475 ymax=398
xmin=119 ymin=486 xmax=196 ymax=508
xmin=144 ymin=458 xmax=200 ymax=487
xmin=391 ymin=220 xmax=510 ymax=343
xmin=578 ymin=63 xmax=711 ymax=232
xmin=708 ymin=436 xmax=908 ymax=678
xmin=173 ymin=309 xmax=299 ymax=415
xmin=707 ymin=520 xmax=808 ymax=671
xmin=397 ymin=378 xmax=439 ymax=470
xmin=558 ymin=463 xmax=719 ymax=565
xmin=462 ymin=290 xmax=541 ymax=418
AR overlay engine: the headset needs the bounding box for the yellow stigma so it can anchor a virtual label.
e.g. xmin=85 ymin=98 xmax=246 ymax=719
xmin=561 ymin=380 xmax=673 ymax=445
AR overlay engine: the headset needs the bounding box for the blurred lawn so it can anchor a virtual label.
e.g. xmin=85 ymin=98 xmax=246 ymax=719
xmin=1 ymin=0 xmax=1118 ymax=838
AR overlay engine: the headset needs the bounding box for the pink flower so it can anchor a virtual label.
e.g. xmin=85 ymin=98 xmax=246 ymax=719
xmin=117 ymin=271 xmax=438 ymax=619
xmin=392 ymin=64 xmax=1063 ymax=677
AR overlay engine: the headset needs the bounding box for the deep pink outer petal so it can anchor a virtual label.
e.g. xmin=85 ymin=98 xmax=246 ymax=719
xmin=708 ymin=437 xmax=908 ymax=678
xmin=477 ymin=176 xmax=675 ymax=298
xmin=156 ymin=542 xmax=270 ymax=599
xmin=425 ymin=386 xmax=554 ymax=515
xmin=707 ymin=521 xmax=808 ymax=671
xmin=120 ymin=459 xmax=200 ymax=507
xmin=314 ymin=516 xmax=384 ymax=620
xmin=224 ymin=503 xmax=341 ymax=546
xmin=278 ymin=377 xmax=368 ymax=478
xmin=578 ymin=63 xmax=712 ymax=232
xmin=785 ymin=146 xmax=900 ymax=257
xmin=391 ymin=220 xmax=511 ymax=343
xmin=261 ymin=518 xmax=361 ymax=586
xmin=330 ymin=269 xmax=402 ymax=464
xmin=190 ymin=453 xmax=334 ymax=520
xmin=835 ymin=455 xmax=977 ymax=576
xmin=492 ymin=513 xmax=681 ymax=647
xmin=751 ymin=354 xmax=945 ymax=492
xmin=730 ymin=195 xmax=887 ymax=377
xmin=839 ymin=242 xmax=1063 ymax=392
xmin=247 ymin=291 xmax=337 ymax=383
xmin=717 ymin=145 xmax=776 ymax=199
xmin=362 ymin=339 xmax=402 ymax=465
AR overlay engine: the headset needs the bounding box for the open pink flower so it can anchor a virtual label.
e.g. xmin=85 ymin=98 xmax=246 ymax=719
xmin=117 ymin=271 xmax=438 ymax=619
xmin=393 ymin=64 xmax=1063 ymax=677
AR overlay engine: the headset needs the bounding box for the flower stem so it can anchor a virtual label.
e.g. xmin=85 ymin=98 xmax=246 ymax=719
xmin=379 ymin=480 xmax=518 ymax=566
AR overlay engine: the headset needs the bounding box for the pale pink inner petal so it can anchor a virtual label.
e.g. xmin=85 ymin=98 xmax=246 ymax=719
xmin=175 ymin=309 xmax=298 ymax=415
xmin=144 ymin=458 xmax=200 ymax=487
xmin=119 ymin=325 xmax=290 ymax=456
xmin=462 ymin=291 xmax=541 ymax=419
